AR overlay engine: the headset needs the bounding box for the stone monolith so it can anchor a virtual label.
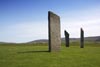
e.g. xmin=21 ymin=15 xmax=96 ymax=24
xmin=48 ymin=11 xmax=61 ymax=52
xmin=64 ymin=30 xmax=69 ymax=47
xmin=80 ymin=28 xmax=84 ymax=48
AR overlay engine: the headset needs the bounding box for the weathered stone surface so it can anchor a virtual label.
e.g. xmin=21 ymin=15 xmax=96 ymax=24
xmin=80 ymin=28 xmax=84 ymax=48
xmin=64 ymin=30 xmax=69 ymax=47
xmin=48 ymin=11 xmax=61 ymax=52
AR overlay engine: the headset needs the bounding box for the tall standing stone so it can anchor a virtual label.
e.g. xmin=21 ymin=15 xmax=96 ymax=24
xmin=48 ymin=11 xmax=61 ymax=52
xmin=80 ymin=28 xmax=84 ymax=48
xmin=64 ymin=30 xmax=69 ymax=47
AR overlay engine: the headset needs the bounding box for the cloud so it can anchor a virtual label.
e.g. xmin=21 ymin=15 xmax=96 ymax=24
xmin=61 ymin=7 xmax=100 ymax=38
xmin=0 ymin=22 xmax=48 ymax=43
xmin=61 ymin=21 xmax=100 ymax=37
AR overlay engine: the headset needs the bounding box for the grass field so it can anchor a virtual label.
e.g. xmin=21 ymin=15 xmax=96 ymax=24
xmin=0 ymin=42 xmax=100 ymax=67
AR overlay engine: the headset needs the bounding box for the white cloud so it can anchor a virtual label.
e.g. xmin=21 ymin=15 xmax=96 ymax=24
xmin=61 ymin=20 xmax=100 ymax=38
xmin=0 ymin=22 xmax=48 ymax=43
xmin=61 ymin=7 xmax=100 ymax=38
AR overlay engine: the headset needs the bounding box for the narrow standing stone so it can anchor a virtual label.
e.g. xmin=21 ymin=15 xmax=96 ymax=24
xmin=80 ymin=28 xmax=84 ymax=48
xmin=64 ymin=30 xmax=69 ymax=47
xmin=48 ymin=11 xmax=61 ymax=52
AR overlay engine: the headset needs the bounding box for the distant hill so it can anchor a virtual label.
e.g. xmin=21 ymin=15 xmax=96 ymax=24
xmin=27 ymin=36 xmax=100 ymax=43
xmin=0 ymin=42 xmax=6 ymax=44
xmin=0 ymin=36 xmax=100 ymax=44
xmin=84 ymin=36 xmax=100 ymax=42
xmin=27 ymin=39 xmax=48 ymax=44
xmin=0 ymin=42 xmax=16 ymax=44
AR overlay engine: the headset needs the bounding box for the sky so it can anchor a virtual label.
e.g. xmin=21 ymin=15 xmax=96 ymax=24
xmin=0 ymin=0 xmax=100 ymax=43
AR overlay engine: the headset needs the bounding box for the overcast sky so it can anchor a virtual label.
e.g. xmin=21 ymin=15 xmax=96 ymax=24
xmin=0 ymin=0 xmax=100 ymax=43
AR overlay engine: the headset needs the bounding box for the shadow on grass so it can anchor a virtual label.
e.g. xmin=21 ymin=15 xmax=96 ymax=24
xmin=17 ymin=50 xmax=49 ymax=54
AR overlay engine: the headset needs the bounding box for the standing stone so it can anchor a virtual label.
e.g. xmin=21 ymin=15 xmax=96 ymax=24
xmin=64 ymin=30 xmax=69 ymax=47
xmin=80 ymin=28 xmax=84 ymax=48
xmin=48 ymin=11 xmax=61 ymax=52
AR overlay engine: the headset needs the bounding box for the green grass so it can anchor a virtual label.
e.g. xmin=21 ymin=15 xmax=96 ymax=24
xmin=0 ymin=42 xmax=100 ymax=67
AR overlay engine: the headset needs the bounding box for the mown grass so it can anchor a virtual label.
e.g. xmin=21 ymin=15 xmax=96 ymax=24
xmin=0 ymin=42 xmax=100 ymax=67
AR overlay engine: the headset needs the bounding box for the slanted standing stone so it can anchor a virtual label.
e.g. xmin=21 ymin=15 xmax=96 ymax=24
xmin=48 ymin=11 xmax=61 ymax=52
xmin=64 ymin=30 xmax=69 ymax=47
xmin=80 ymin=28 xmax=84 ymax=48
